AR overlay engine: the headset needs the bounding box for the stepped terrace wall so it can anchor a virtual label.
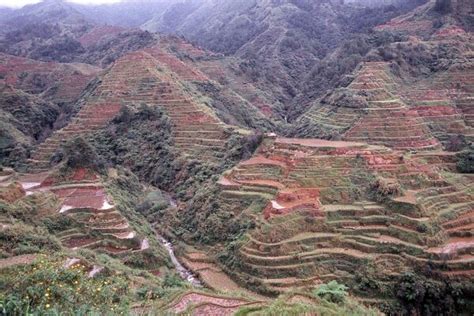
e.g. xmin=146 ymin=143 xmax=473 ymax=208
xmin=18 ymin=169 xmax=146 ymax=257
xmin=0 ymin=53 xmax=100 ymax=104
xmin=401 ymin=66 xmax=474 ymax=145
xmin=299 ymin=23 xmax=474 ymax=150
xmin=216 ymin=135 xmax=473 ymax=300
xmin=27 ymin=45 xmax=235 ymax=172
xmin=342 ymin=62 xmax=441 ymax=151
xmin=298 ymin=62 xmax=441 ymax=151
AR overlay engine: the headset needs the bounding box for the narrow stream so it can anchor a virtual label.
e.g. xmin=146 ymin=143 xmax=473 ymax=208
xmin=156 ymin=234 xmax=202 ymax=287
xmin=155 ymin=192 xmax=201 ymax=286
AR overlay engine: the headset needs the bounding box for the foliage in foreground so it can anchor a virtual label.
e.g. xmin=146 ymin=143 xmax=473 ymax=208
xmin=0 ymin=255 xmax=130 ymax=315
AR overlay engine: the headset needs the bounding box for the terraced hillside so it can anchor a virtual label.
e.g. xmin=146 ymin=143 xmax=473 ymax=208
xmin=297 ymin=0 xmax=474 ymax=150
xmin=158 ymin=290 xmax=263 ymax=315
xmin=1 ymin=165 xmax=170 ymax=270
xmin=377 ymin=8 xmax=474 ymax=146
xmin=300 ymin=61 xmax=442 ymax=151
xmin=2 ymin=165 xmax=381 ymax=314
xmin=1 ymin=0 xmax=473 ymax=314
xmin=27 ymin=43 xmax=241 ymax=172
xmin=0 ymin=53 xmax=100 ymax=104
xmin=18 ymin=170 xmax=144 ymax=255
xmin=216 ymin=136 xmax=473 ymax=301
xmin=0 ymin=53 xmax=101 ymax=167
xmin=157 ymin=36 xmax=285 ymax=127
xmin=401 ymin=64 xmax=474 ymax=145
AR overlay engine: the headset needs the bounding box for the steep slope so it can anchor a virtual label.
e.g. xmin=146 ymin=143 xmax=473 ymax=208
xmin=1 ymin=1 xmax=472 ymax=314
xmin=26 ymin=41 xmax=253 ymax=171
xmin=0 ymin=53 xmax=100 ymax=104
xmin=0 ymin=165 xmax=192 ymax=315
xmin=143 ymin=0 xmax=428 ymax=117
xmin=0 ymin=0 xmax=158 ymax=67
xmin=213 ymin=135 xmax=473 ymax=312
xmin=0 ymin=53 xmax=100 ymax=167
xmin=17 ymin=169 xmax=148 ymax=256
xmin=0 ymin=164 xmax=379 ymax=315
xmin=296 ymin=0 xmax=474 ymax=150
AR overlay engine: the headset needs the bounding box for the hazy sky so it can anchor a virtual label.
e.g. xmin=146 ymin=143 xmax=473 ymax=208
xmin=0 ymin=0 xmax=123 ymax=8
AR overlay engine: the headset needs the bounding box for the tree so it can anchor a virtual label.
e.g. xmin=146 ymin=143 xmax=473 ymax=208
xmin=314 ymin=281 xmax=348 ymax=303
xmin=456 ymin=144 xmax=474 ymax=173
xmin=61 ymin=136 xmax=103 ymax=171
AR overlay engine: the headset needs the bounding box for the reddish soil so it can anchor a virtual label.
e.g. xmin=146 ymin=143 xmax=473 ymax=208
xmin=29 ymin=42 xmax=230 ymax=168
xmin=429 ymin=238 xmax=474 ymax=255
xmin=145 ymin=45 xmax=209 ymax=81
xmin=49 ymin=185 xmax=107 ymax=209
xmin=171 ymin=293 xmax=248 ymax=314
xmin=435 ymin=26 xmax=466 ymax=38
xmin=264 ymin=188 xmax=322 ymax=219
xmin=276 ymin=138 xmax=365 ymax=148
xmin=63 ymin=237 xmax=97 ymax=248
xmin=71 ymin=168 xmax=99 ymax=182
xmin=241 ymin=156 xmax=287 ymax=168
xmin=217 ymin=176 xmax=240 ymax=187
xmin=0 ymin=53 xmax=99 ymax=103
xmin=192 ymin=304 xmax=244 ymax=316
xmin=375 ymin=19 xmax=433 ymax=35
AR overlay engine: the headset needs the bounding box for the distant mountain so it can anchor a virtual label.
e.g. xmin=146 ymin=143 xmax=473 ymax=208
xmin=70 ymin=0 xmax=172 ymax=27
xmin=2 ymin=0 xmax=88 ymax=27
xmin=0 ymin=0 xmax=432 ymax=119
xmin=141 ymin=0 xmax=428 ymax=118
xmin=0 ymin=0 xmax=157 ymax=66
xmin=0 ymin=6 xmax=13 ymax=20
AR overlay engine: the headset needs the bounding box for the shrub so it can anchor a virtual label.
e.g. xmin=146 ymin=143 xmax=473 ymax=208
xmin=0 ymin=255 xmax=130 ymax=315
xmin=91 ymin=105 xmax=176 ymax=189
xmin=445 ymin=135 xmax=467 ymax=152
xmin=371 ymin=177 xmax=402 ymax=198
xmin=0 ymin=224 xmax=61 ymax=255
xmin=59 ymin=136 xmax=104 ymax=172
xmin=314 ymin=281 xmax=348 ymax=303
xmin=162 ymin=272 xmax=186 ymax=288
xmin=394 ymin=272 xmax=472 ymax=315
xmin=456 ymin=144 xmax=474 ymax=173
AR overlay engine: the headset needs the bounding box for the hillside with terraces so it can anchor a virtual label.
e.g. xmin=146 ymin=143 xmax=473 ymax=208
xmin=25 ymin=34 xmax=288 ymax=172
xmin=26 ymin=43 xmax=243 ymax=172
xmin=214 ymin=135 xmax=473 ymax=307
xmin=1 ymin=0 xmax=473 ymax=315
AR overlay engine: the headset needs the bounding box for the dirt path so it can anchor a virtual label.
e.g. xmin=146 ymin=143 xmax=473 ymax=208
xmin=0 ymin=254 xmax=36 ymax=269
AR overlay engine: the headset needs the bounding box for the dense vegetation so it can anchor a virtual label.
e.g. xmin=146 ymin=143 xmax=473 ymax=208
xmin=0 ymin=89 xmax=59 ymax=168
xmin=457 ymin=145 xmax=474 ymax=173
xmin=90 ymin=105 xmax=178 ymax=189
